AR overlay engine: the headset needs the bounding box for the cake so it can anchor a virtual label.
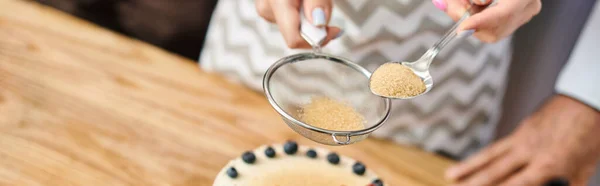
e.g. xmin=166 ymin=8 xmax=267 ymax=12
xmin=213 ymin=141 xmax=384 ymax=186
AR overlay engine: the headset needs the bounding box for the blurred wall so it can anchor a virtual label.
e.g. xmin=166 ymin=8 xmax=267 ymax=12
xmin=36 ymin=0 xmax=218 ymax=59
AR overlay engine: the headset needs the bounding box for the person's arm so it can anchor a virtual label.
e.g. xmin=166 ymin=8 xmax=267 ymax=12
xmin=555 ymin=1 xmax=600 ymax=110
xmin=445 ymin=3 xmax=600 ymax=186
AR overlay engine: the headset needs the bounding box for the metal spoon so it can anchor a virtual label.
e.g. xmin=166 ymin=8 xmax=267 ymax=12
xmin=369 ymin=5 xmax=488 ymax=99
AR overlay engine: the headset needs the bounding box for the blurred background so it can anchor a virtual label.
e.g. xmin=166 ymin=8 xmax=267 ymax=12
xmin=36 ymin=0 xmax=218 ymax=59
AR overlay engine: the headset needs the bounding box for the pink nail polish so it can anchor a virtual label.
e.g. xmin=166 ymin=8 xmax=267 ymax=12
xmin=432 ymin=0 xmax=447 ymax=11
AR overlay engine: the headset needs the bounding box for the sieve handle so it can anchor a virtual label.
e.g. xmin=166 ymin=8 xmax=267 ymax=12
xmin=332 ymin=133 xmax=351 ymax=145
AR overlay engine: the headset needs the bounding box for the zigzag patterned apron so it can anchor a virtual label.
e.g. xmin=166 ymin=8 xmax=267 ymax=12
xmin=199 ymin=0 xmax=512 ymax=159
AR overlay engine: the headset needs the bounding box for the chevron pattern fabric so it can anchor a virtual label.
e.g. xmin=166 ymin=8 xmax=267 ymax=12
xmin=199 ymin=0 xmax=512 ymax=158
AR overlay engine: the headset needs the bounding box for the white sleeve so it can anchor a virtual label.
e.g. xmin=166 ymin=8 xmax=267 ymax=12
xmin=555 ymin=1 xmax=600 ymax=110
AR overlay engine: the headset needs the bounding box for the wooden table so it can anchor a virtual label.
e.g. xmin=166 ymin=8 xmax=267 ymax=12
xmin=0 ymin=1 xmax=453 ymax=185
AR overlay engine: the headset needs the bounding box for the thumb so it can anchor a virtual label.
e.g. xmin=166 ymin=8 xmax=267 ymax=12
xmin=320 ymin=26 xmax=343 ymax=47
xmin=303 ymin=0 xmax=333 ymax=27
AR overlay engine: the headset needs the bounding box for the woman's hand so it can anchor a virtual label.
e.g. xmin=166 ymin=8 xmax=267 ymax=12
xmin=433 ymin=0 xmax=542 ymax=42
xmin=255 ymin=0 xmax=342 ymax=49
xmin=446 ymin=95 xmax=600 ymax=186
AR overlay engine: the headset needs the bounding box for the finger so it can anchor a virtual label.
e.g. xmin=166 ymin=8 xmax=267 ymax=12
xmin=458 ymin=0 xmax=533 ymax=42
xmin=572 ymin=176 xmax=589 ymax=186
xmin=517 ymin=0 xmax=542 ymax=26
xmin=445 ymin=0 xmax=470 ymax=21
xmin=446 ymin=138 xmax=512 ymax=181
xmin=571 ymin=163 xmax=596 ymax=186
xmin=471 ymin=0 xmax=491 ymax=6
xmin=256 ymin=0 xmax=275 ymax=23
xmin=319 ymin=26 xmax=343 ymax=46
xmin=459 ymin=2 xmax=509 ymax=30
xmin=270 ymin=0 xmax=311 ymax=48
xmin=302 ymin=0 xmax=332 ymax=27
xmin=498 ymin=163 xmax=557 ymax=186
xmin=457 ymin=152 xmax=528 ymax=186
xmin=471 ymin=31 xmax=501 ymax=43
xmin=525 ymin=0 xmax=542 ymax=17
xmin=456 ymin=3 xmax=513 ymax=42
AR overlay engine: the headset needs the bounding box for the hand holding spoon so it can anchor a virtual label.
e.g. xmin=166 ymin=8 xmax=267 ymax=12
xmin=369 ymin=4 xmax=488 ymax=99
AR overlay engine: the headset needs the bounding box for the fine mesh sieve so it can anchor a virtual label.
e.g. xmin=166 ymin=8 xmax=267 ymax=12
xmin=263 ymin=52 xmax=392 ymax=145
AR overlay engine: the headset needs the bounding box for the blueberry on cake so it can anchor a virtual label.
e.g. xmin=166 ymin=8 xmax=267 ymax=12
xmin=213 ymin=141 xmax=383 ymax=186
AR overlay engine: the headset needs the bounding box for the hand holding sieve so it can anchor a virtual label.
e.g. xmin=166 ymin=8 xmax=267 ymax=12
xmin=262 ymin=11 xmax=391 ymax=145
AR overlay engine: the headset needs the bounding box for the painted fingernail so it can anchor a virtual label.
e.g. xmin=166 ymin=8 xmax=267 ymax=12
xmin=457 ymin=29 xmax=475 ymax=38
xmin=312 ymin=7 xmax=326 ymax=26
xmin=333 ymin=29 xmax=344 ymax=39
xmin=432 ymin=0 xmax=447 ymax=11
